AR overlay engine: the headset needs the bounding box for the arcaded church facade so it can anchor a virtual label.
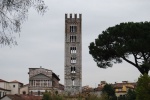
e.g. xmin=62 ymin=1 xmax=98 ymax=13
xmin=28 ymin=67 xmax=60 ymax=96
xmin=64 ymin=14 xmax=82 ymax=94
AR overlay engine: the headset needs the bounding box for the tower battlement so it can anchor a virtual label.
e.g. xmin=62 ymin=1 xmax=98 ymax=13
xmin=65 ymin=14 xmax=82 ymax=19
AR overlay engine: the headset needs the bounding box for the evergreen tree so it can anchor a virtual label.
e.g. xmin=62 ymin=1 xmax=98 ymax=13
xmin=126 ymin=89 xmax=136 ymax=100
xmin=102 ymin=84 xmax=117 ymax=100
xmin=89 ymin=22 xmax=150 ymax=75
xmin=136 ymin=74 xmax=150 ymax=100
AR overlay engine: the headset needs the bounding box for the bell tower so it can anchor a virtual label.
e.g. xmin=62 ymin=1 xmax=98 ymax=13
xmin=64 ymin=13 xmax=82 ymax=94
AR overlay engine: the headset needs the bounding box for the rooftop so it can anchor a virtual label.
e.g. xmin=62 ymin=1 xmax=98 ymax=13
xmin=0 ymin=79 xmax=8 ymax=82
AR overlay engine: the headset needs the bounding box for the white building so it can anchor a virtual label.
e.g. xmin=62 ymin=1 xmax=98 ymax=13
xmin=9 ymin=80 xmax=23 ymax=94
xmin=0 ymin=79 xmax=11 ymax=98
xmin=0 ymin=79 xmax=23 ymax=98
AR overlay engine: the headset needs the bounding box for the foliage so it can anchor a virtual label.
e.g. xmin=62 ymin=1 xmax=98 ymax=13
xmin=99 ymin=93 xmax=109 ymax=100
xmin=77 ymin=93 xmax=109 ymax=100
xmin=126 ymin=89 xmax=136 ymax=100
xmin=42 ymin=91 xmax=52 ymax=100
xmin=135 ymin=74 xmax=150 ymax=100
xmin=118 ymin=95 xmax=126 ymax=100
xmin=0 ymin=0 xmax=47 ymax=46
xmin=42 ymin=91 xmax=65 ymax=100
xmin=89 ymin=22 xmax=150 ymax=75
xmin=84 ymin=94 xmax=100 ymax=100
xmin=102 ymin=84 xmax=116 ymax=100
xmin=43 ymin=91 xmax=115 ymax=100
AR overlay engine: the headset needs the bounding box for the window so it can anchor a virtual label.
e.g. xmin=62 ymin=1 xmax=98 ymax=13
xmin=70 ymin=35 xmax=76 ymax=42
xmin=3 ymin=92 xmax=5 ymax=96
xmin=31 ymin=91 xmax=33 ymax=95
xmin=70 ymin=47 xmax=76 ymax=53
xmin=71 ymin=66 xmax=76 ymax=73
xmin=118 ymin=89 xmax=122 ymax=91
xmin=36 ymin=80 xmax=40 ymax=87
xmin=13 ymin=85 xmax=15 ymax=88
xmin=71 ymin=57 xmax=76 ymax=63
xmin=23 ymin=91 xmax=26 ymax=95
xmin=70 ymin=25 xmax=77 ymax=32
xmin=38 ymin=91 xmax=40 ymax=96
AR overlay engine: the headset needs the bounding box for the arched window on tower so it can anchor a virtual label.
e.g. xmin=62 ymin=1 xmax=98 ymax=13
xmin=70 ymin=47 xmax=76 ymax=54
xmin=70 ymin=35 xmax=77 ymax=42
xmin=71 ymin=57 xmax=76 ymax=63
xmin=71 ymin=66 xmax=76 ymax=73
xmin=70 ymin=25 xmax=77 ymax=32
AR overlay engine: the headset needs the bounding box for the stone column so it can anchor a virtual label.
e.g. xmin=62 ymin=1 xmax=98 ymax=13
xmin=40 ymin=80 xmax=41 ymax=87
xmin=41 ymin=80 xmax=42 ymax=87
xmin=33 ymin=80 xmax=34 ymax=87
xmin=29 ymin=80 xmax=30 ymax=86
xmin=35 ymin=80 xmax=36 ymax=87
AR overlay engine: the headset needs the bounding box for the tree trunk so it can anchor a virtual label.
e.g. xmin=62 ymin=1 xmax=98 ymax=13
xmin=138 ymin=67 xmax=149 ymax=75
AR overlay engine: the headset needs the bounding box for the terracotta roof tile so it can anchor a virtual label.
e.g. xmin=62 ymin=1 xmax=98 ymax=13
xmin=2 ymin=94 xmax=42 ymax=100
xmin=0 ymin=87 xmax=11 ymax=91
xmin=10 ymin=80 xmax=23 ymax=84
xmin=0 ymin=79 xmax=8 ymax=82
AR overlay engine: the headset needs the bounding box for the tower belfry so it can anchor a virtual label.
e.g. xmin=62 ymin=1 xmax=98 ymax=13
xmin=64 ymin=13 xmax=82 ymax=94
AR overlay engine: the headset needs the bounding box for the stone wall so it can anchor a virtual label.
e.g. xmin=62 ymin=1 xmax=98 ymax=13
xmin=64 ymin=14 xmax=82 ymax=95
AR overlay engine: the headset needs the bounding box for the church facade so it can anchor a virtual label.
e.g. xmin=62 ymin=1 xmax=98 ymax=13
xmin=28 ymin=67 xmax=60 ymax=96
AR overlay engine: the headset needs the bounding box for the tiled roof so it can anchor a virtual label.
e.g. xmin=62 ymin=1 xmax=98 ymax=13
xmin=30 ymin=73 xmax=51 ymax=79
xmin=95 ymin=87 xmax=103 ymax=91
xmin=29 ymin=67 xmax=52 ymax=71
xmin=126 ymin=85 xmax=134 ymax=89
xmin=113 ymin=82 xmax=136 ymax=89
xmin=2 ymin=94 xmax=42 ymax=100
xmin=52 ymin=72 xmax=60 ymax=81
xmin=21 ymin=95 xmax=42 ymax=100
xmin=0 ymin=87 xmax=11 ymax=91
xmin=114 ymin=85 xmax=123 ymax=89
xmin=82 ymin=88 xmax=94 ymax=92
xmin=116 ymin=91 xmax=127 ymax=93
xmin=22 ymin=84 xmax=29 ymax=87
xmin=6 ymin=94 xmax=23 ymax=100
xmin=0 ymin=79 xmax=8 ymax=82
xmin=10 ymin=80 xmax=23 ymax=84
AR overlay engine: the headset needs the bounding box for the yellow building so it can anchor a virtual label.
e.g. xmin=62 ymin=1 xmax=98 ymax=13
xmin=113 ymin=81 xmax=136 ymax=97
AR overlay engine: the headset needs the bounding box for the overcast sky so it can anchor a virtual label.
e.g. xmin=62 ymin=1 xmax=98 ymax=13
xmin=1 ymin=0 xmax=150 ymax=87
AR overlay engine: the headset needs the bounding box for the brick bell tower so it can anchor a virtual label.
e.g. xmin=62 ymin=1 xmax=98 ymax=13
xmin=64 ymin=13 xmax=82 ymax=94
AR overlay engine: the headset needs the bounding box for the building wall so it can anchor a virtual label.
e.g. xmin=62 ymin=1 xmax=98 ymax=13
xmin=115 ymin=84 xmax=134 ymax=93
xmin=52 ymin=77 xmax=59 ymax=89
xmin=0 ymin=82 xmax=10 ymax=90
xmin=64 ymin=13 xmax=82 ymax=94
xmin=115 ymin=92 xmax=126 ymax=97
xmin=0 ymin=81 xmax=23 ymax=95
xmin=29 ymin=68 xmax=52 ymax=78
xmin=20 ymin=85 xmax=29 ymax=95
xmin=9 ymin=83 xmax=19 ymax=94
xmin=114 ymin=82 xmax=135 ymax=97
xmin=0 ymin=90 xmax=10 ymax=98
